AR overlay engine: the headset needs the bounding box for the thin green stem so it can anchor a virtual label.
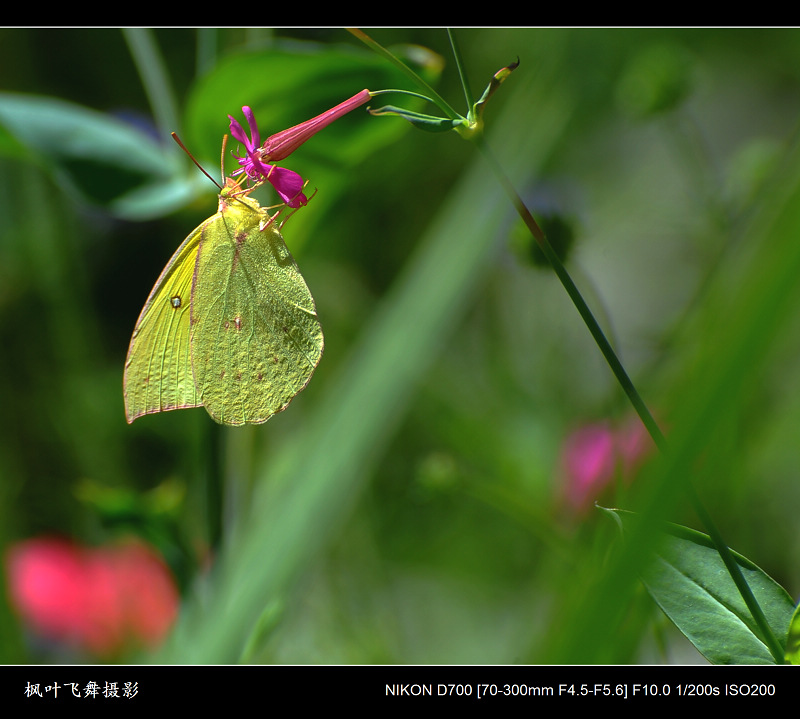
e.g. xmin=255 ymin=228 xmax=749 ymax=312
xmin=475 ymin=134 xmax=785 ymax=664
xmin=476 ymin=136 xmax=665 ymax=450
xmin=347 ymin=28 xmax=462 ymax=121
xmin=370 ymin=89 xmax=438 ymax=104
xmin=447 ymin=29 xmax=474 ymax=112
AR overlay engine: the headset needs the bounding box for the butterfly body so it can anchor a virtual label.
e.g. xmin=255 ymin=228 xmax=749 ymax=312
xmin=124 ymin=179 xmax=323 ymax=426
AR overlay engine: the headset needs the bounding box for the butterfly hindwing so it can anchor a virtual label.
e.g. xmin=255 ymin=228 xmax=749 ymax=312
xmin=190 ymin=190 xmax=324 ymax=426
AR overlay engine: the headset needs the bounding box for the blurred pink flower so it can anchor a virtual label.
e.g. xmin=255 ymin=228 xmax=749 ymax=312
xmin=5 ymin=537 xmax=178 ymax=657
xmin=559 ymin=417 xmax=654 ymax=514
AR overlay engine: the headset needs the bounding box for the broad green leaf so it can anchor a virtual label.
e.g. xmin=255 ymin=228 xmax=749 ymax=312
xmin=604 ymin=508 xmax=794 ymax=664
xmin=0 ymin=92 xmax=178 ymax=217
xmin=785 ymin=603 xmax=800 ymax=664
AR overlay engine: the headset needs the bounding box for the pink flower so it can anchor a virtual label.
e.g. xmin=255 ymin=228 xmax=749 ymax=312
xmin=228 ymin=106 xmax=308 ymax=208
xmin=228 ymin=90 xmax=371 ymax=208
xmin=559 ymin=418 xmax=654 ymax=514
xmin=257 ymin=89 xmax=371 ymax=161
xmin=5 ymin=537 xmax=179 ymax=657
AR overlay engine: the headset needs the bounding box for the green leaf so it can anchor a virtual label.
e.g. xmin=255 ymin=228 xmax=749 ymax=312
xmin=603 ymin=508 xmax=794 ymax=664
xmin=471 ymin=58 xmax=520 ymax=122
xmin=785 ymin=604 xmax=800 ymax=664
xmin=368 ymin=104 xmax=463 ymax=133
xmin=0 ymin=92 xmax=178 ymax=216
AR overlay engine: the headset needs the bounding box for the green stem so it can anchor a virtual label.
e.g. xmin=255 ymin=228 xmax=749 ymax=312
xmin=475 ymin=134 xmax=785 ymax=664
xmin=687 ymin=482 xmax=785 ymax=662
xmin=475 ymin=136 xmax=665 ymax=450
xmin=447 ymin=29 xmax=474 ymax=112
xmin=346 ymin=28 xmax=462 ymax=121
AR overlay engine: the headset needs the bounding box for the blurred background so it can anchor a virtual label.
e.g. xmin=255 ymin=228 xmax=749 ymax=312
xmin=2 ymin=28 xmax=800 ymax=664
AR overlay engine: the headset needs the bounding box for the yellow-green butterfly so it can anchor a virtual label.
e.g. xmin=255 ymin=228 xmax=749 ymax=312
xmin=124 ymin=176 xmax=323 ymax=426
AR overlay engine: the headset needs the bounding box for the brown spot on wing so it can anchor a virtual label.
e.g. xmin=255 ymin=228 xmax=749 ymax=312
xmin=231 ymin=230 xmax=247 ymax=275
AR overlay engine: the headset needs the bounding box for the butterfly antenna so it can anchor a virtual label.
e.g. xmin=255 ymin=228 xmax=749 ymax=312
xmin=171 ymin=132 xmax=222 ymax=190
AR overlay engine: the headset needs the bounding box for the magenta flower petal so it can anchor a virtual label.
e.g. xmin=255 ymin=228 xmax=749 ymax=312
xmin=228 ymin=115 xmax=249 ymax=148
xmin=229 ymin=106 xmax=272 ymax=184
xmin=230 ymin=150 xmax=273 ymax=184
xmin=559 ymin=416 xmax=657 ymax=515
xmin=228 ymin=105 xmax=260 ymax=151
xmin=263 ymin=165 xmax=308 ymax=208
xmin=561 ymin=423 xmax=616 ymax=512
xmin=228 ymin=92 xmax=371 ymax=207
xmin=241 ymin=105 xmax=260 ymax=147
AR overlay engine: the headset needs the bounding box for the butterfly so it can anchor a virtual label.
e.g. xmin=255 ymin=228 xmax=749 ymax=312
xmin=124 ymin=176 xmax=323 ymax=426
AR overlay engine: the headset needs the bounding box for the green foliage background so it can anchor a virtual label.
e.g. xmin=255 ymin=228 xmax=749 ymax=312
xmin=2 ymin=28 xmax=800 ymax=663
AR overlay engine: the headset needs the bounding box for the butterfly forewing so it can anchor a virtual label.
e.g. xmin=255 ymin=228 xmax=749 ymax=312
xmin=123 ymin=225 xmax=204 ymax=423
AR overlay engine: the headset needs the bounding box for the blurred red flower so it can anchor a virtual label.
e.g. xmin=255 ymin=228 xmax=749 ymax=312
xmin=559 ymin=417 xmax=654 ymax=514
xmin=5 ymin=536 xmax=178 ymax=657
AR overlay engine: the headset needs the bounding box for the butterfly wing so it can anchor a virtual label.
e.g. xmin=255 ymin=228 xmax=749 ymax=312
xmin=123 ymin=218 xmax=209 ymax=423
xmin=190 ymin=193 xmax=324 ymax=425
